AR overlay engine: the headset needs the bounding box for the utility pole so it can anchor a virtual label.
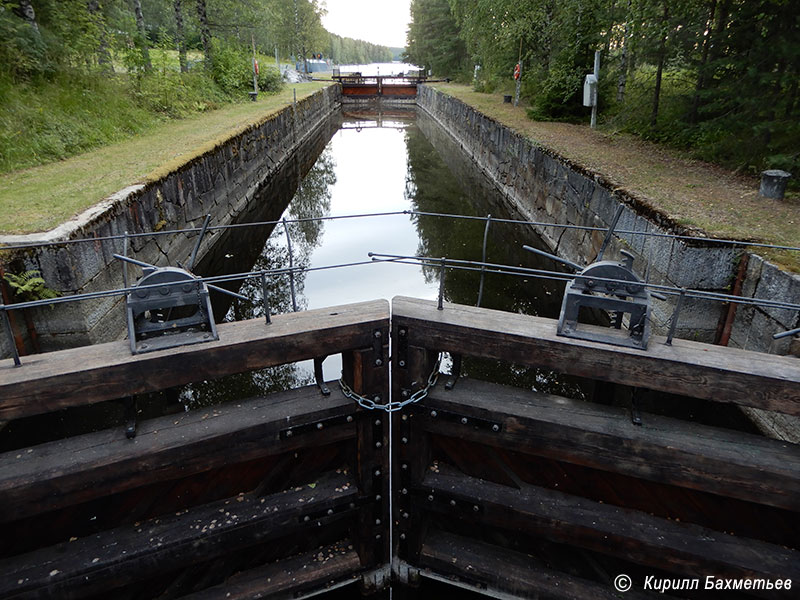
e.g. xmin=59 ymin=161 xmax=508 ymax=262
xmin=251 ymin=34 xmax=259 ymax=100
xmin=514 ymin=38 xmax=523 ymax=107
xmin=591 ymin=51 xmax=600 ymax=129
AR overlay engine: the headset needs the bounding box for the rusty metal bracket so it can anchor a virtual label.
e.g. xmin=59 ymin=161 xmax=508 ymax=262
xmin=372 ymin=328 xmax=385 ymax=367
xmin=298 ymin=495 xmax=366 ymax=524
xmin=419 ymin=406 xmax=502 ymax=433
xmin=630 ymin=389 xmax=643 ymax=426
xmin=280 ymin=413 xmax=355 ymax=439
xmin=123 ymin=396 xmax=137 ymax=439
xmin=314 ymin=356 xmax=330 ymax=396
xmin=417 ymin=489 xmax=483 ymax=516
xmin=444 ymin=353 xmax=462 ymax=390
xmin=396 ymin=325 xmax=408 ymax=368
xmin=371 ymin=415 xmax=384 ymax=449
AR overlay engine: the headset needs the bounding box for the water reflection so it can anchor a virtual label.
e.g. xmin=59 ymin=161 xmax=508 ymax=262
xmin=193 ymin=107 xmax=586 ymax=402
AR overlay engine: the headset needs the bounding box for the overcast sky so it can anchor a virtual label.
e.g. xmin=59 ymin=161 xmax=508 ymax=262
xmin=322 ymin=0 xmax=410 ymax=48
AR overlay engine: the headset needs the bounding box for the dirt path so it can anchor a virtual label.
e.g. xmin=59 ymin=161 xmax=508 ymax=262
xmin=431 ymin=84 xmax=799 ymax=272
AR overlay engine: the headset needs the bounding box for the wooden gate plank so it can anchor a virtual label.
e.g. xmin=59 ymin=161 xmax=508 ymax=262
xmin=0 ymin=300 xmax=389 ymax=420
xmin=176 ymin=540 xmax=361 ymax=600
xmin=414 ymin=378 xmax=800 ymax=511
xmin=392 ymin=297 xmax=800 ymax=416
xmin=418 ymin=466 xmax=800 ymax=586
xmin=0 ymin=471 xmax=359 ymax=600
xmin=0 ymin=385 xmax=357 ymax=523
xmin=419 ymin=530 xmax=663 ymax=599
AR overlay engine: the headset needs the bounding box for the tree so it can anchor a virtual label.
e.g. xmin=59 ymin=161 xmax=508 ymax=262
xmin=131 ymin=0 xmax=152 ymax=71
xmin=173 ymin=0 xmax=188 ymax=72
xmin=405 ymin=0 xmax=467 ymax=76
xmin=196 ymin=0 xmax=212 ymax=68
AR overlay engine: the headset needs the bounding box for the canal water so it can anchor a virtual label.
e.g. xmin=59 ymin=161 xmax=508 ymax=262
xmin=180 ymin=106 xmax=582 ymax=411
xmin=0 ymin=104 xmax=755 ymax=449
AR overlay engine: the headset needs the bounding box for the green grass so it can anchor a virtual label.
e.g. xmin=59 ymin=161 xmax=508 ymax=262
xmin=431 ymin=83 xmax=800 ymax=272
xmin=0 ymin=81 xmax=332 ymax=234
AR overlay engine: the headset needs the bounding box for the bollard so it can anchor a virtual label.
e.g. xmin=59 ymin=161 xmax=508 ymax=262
xmin=759 ymin=170 xmax=791 ymax=199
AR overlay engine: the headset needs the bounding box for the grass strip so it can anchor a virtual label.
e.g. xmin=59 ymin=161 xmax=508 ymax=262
xmin=430 ymin=83 xmax=800 ymax=272
xmin=0 ymin=82 xmax=331 ymax=235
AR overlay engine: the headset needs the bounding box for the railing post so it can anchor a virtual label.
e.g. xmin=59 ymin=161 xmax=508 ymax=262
xmin=0 ymin=301 xmax=21 ymax=367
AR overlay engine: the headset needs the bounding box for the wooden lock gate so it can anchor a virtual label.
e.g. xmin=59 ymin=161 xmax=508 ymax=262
xmin=0 ymin=297 xmax=799 ymax=599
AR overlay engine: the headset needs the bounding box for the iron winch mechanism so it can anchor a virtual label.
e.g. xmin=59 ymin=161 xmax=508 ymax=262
xmin=524 ymin=206 xmax=664 ymax=350
xmin=115 ymin=215 xmax=247 ymax=355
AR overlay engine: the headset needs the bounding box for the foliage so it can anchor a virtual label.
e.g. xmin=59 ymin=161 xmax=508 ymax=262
xmin=405 ymin=0 xmax=468 ymax=77
xmin=406 ymin=0 xmax=800 ymax=177
xmin=3 ymin=270 xmax=59 ymax=302
xmin=327 ymin=33 xmax=392 ymax=65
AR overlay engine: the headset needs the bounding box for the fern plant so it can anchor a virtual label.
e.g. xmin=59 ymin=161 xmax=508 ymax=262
xmin=4 ymin=270 xmax=59 ymax=303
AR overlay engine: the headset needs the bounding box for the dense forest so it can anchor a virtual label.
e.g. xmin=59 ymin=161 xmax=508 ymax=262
xmin=0 ymin=0 xmax=391 ymax=173
xmin=405 ymin=0 xmax=800 ymax=176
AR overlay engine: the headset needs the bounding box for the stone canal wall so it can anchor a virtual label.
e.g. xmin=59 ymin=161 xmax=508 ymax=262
xmin=0 ymin=85 xmax=342 ymax=356
xmin=416 ymin=85 xmax=799 ymax=357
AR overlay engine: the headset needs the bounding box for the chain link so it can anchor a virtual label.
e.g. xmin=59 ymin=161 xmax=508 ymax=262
xmin=338 ymin=354 xmax=442 ymax=412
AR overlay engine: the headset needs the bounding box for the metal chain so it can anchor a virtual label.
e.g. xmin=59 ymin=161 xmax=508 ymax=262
xmin=338 ymin=354 xmax=442 ymax=412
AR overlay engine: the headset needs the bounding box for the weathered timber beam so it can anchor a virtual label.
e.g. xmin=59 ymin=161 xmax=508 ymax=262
xmin=0 ymin=300 xmax=389 ymax=420
xmin=416 ymin=466 xmax=800 ymax=588
xmin=418 ymin=530 xmax=660 ymax=600
xmin=0 ymin=384 xmax=357 ymax=524
xmin=392 ymin=297 xmax=800 ymax=416
xmin=414 ymin=379 xmax=800 ymax=512
xmin=0 ymin=471 xmax=360 ymax=600
xmin=176 ymin=539 xmax=361 ymax=600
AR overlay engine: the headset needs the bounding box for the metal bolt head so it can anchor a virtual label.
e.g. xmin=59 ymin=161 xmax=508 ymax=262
xmin=473 ymin=505 xmax=479 ymax=512
xmin=349 ymin=502 xmax=356 ymax=509
xmin=399 ymin=328 xmax=406 ymax=337
xmin=285 ymin=430 xmax=293 ymax=437
xmin=376 ymin=494 xmax=382 ymax=501
xmin=402 ymin=512 xmax=409 ymax=519
xmin=430 ymin=410 xmax=438 ymax=418
xmin=375 ymin=534 xmax=381 ymax=540
xmin=375 ymin=359 xmax=383 ymax=367
xmin=327 ymin=508 xmax=334 ymax=515
xmin=401 ymin=463 xmax=408 ymax=470
xmin=427 ymin=494 xmax=434 ymax=502
xmin=374 ymin=331 xmax=382 ymax=338
xmin=375 ymin=441 xmax=382 ymax=448
xmin=401 ymin=414 xmax=408 ymax=421
xmin=374 ymin=419 xmax=382 ymax=426
xmin=303 ymin=515 xmax=310 ymax=522
xmin=401 ymin=488 xmax=408 ymax=495
xmin=461 ymin=417 xmax=468 ymax=425
xmin=316 ymin=423 xmax=323 ymax=430
xmin=375 ymin=519 xmax=381 ymax=525
xmin=373 ymin=395 xmax=381 ymax=403
xmin=399 ymin=360 xmax=406 ymax=367
xmin=400 ymin=533 xmax=406 ymax=540
xmin=402 ymin=437 xmax=408 ymax=444
xmin=346 ymin=415 xmax=353 ymax=423
xmin=374 ymin=469 xmax=381 ymax=477
xmin=492 ymin=424 xmax=500 ymax=432
xmin=450 ymin=499 xmax=456 ymax=507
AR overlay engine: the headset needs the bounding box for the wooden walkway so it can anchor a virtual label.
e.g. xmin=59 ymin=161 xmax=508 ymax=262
xmin=1 ymin=297 xmax=798 ymax=598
